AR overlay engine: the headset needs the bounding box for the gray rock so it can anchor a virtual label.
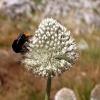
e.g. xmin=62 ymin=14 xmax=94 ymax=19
xmin=0 ymin=0 xmax=36 ymax=19
xmin=0 ymin=0 xmax=100 ymax=34
xmin=41 ymin=0 xmax=100 ymax=34
xmin=43 ymin=0 xmax=100 ymax=27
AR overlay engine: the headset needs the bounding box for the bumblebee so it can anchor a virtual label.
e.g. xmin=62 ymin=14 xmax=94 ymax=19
xmin=12 ymin=32 xmax=32 ymax=54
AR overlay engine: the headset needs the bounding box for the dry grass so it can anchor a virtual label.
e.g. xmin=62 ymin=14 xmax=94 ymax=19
xmin=0 ymin=16 xmax=100 ymax=100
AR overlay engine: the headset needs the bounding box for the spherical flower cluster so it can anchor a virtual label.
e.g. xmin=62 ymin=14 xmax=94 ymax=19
xmin=21 ymin=18 xmax=78 ymax=77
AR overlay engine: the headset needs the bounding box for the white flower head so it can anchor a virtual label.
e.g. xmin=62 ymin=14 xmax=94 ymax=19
xmin=21 ymin=18 xmax=78 ymax=77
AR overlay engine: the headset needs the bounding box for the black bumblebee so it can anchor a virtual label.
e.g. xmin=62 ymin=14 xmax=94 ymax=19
xmin=12 ymin=32 xmax=32 ymax=54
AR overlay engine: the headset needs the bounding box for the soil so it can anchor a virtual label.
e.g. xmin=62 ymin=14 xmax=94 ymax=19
xmin=0 ymin=48 xmax=47 ymax=100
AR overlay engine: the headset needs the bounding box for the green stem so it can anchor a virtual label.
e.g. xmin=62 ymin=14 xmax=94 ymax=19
xmin=45 ymin=76 xmax=52 ymax=100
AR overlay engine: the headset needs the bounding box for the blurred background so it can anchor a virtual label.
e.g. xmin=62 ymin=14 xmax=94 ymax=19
xmin=0 ymin=0 xmax=100 ymax=100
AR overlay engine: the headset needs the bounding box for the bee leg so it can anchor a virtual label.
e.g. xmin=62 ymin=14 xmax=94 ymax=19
xmin=21 ymin=45 xmax=29 ymax=54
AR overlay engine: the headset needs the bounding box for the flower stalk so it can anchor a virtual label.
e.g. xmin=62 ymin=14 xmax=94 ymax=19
xmin=45 ymin=76 xmax=52 ymax=100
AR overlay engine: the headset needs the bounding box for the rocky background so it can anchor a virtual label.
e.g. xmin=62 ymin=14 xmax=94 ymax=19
xmin=0 ymin=0 xmax=100 ymax=34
